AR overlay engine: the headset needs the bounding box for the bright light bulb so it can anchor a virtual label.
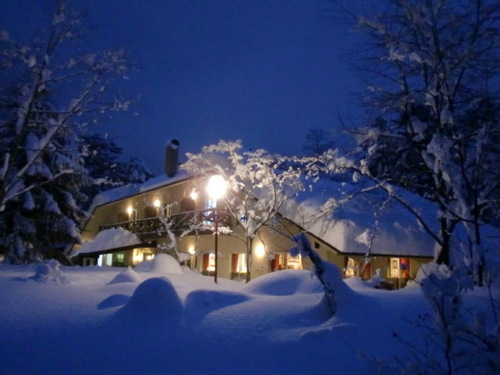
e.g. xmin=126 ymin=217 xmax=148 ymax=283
xmin=190 ymin=189 xmax=199 ymax=201
xmin=206 ymin=175 xmax=227 ymax=200
xmin=255 ymin=243 xmax=266 ymax=258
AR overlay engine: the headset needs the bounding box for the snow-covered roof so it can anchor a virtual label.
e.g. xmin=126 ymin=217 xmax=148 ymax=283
xmin=281 ymin=177 xmax=437 ymax=258
xmin=73 ymin=227 xmax=142 ymax=256
xmin=87 ymin=171 xmax=191 ymax=213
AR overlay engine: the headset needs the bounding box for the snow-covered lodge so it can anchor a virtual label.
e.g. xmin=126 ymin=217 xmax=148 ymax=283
xmin=70 ymin=142 xmax=436 ymax=288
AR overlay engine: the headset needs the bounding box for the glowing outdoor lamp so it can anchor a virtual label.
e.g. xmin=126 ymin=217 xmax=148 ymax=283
xmin=126 ymin=206 xmax=137 ymax=220
xmin=206 ymin=175 xmax=227 ymax=283
xmin=190 ymin=188 xmax=199 ymax=202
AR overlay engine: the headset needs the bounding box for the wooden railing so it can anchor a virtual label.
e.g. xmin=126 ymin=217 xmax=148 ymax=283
xmin=99 ymin=209 xmax=230 ymax=236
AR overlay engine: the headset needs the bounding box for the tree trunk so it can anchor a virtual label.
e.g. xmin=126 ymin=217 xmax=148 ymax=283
xmin=436 ymin=217 xmax=456 ymax=266
xmin=245 ymin=237 xmax=253 ymax=283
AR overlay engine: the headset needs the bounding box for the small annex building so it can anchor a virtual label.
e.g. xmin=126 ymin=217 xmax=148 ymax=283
xmin=70 ymin=141 xmax=436 ymax=288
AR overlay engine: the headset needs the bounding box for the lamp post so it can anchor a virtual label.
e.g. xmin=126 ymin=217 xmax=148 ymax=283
xmin=206 ymin=175 xmax=226 ymax=283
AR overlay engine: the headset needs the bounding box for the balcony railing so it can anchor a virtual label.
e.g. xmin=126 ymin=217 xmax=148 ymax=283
xmin=99 ymin=209 xmax=230 ymax=236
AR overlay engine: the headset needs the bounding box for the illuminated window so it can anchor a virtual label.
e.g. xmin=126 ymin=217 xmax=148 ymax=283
xmin=272 ymin=254 xmax=286 ymax=271
xmin=389 ymin=258 xmax=409 ymax=278
xmin=271 ymin=253 xmax=302 ymax=271
xmin=207 ymin=254 xmax=215 ymax=271
xmin=287 ymin=254 xmax=302 ymax=270
xmin=389 ymin=258 xmax=400 ymax=278
xmin=345 ymin=258 xmax=358 ymax=277
xmin=202 ymin=253 xmax=216 ymax=275
xmin=99 ymin=254 xmax=113 ymax=267
xmin=115 ymin=253 xmax=125 ymax=265
xmin=232 ymin=253 xmax=247 ymax=273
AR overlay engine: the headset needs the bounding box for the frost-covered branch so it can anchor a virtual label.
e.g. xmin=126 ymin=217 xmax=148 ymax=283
xmin=182 ymin=139 xmax=305 ymax=282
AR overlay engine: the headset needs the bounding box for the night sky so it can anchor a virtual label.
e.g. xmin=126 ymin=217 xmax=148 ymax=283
xmin=2 ymin=0 xmax=366 ymax=175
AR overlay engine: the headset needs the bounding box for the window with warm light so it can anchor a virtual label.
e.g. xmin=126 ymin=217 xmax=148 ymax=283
xmin=231 ymin=253 xmax=247 ymax=280
xmin=271 ymin=253 xmax=302 ymax=271
xmin=272 ymin=253 xmax=286 ymax=271
xmin=345 ymin=257 xmax=358 ymax=277
xmin=390 ymin=257 xmax=402 ymax=278
xmin=232 ymin=253 xmax=247 ymax=273
xmin=202 ymin=253 xmax=215 ymax=274
xmin=287 ymin=254 xmax=302 ymax=270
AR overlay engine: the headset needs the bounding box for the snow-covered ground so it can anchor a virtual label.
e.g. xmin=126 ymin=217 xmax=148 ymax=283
xmin=0 ymin=255 xmax=497 ymax=375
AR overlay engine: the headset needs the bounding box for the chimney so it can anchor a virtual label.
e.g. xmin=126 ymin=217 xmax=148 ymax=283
xmin=165 ymin=139 xmax=180 ymax=177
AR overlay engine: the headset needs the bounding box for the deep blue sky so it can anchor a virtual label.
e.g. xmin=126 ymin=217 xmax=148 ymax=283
xmin=2 ymin=0 xmax=365 ymax=175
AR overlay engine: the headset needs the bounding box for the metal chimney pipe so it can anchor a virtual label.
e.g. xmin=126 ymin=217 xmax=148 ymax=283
xmin=165 ymin=139 xmax=180 ymax=177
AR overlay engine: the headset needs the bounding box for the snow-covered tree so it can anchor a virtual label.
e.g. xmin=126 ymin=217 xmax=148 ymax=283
xmin=0 ymin=1 xmax=131 ymax=263
xmin=182 ymin=140 xmax=304 ymax=282
xmin=303 ymin=128 xmax=336 ymax=156
xmin=369 ymin=264 xmax=500 ymax=375
xmin=80 ymin=134 xmax=153 ymax=209
xmin=349 ymin=0 xmax=499 ymax=283
xmin=116 ymin=156 xmax=154 ymax=185
xmin=291 ymin=233 xmax=337 ymax=314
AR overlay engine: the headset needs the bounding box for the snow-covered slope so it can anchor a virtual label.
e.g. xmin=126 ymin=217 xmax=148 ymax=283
xmin=0 ymin=256 xmax=497 ymax=374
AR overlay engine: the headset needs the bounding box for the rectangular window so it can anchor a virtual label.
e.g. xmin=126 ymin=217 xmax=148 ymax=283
xmin=272 ymin=253 xmax=286 ymax=271
xmin=345 ymin=257 xmax=358 ymax=277
xmin=400 ymin=258 xmax=409 ymax=278
xmin=390 ymin=257 xmax=400 ymax=278
xmin=115 ymin=253 xmax=125 ymax=265
xmin=232 ymin=253 xmax=247 ymax=273
xmin=272 ymin=253 xmax=303 ymax=271
xmin=202 ymin=253 xmax=215 ymax=274
xmin=287 ymin=254 xmax=302 ymax=270
xmin=98 ymin=253 xmax=113 ymax=267
xmin=231 ymin=253 xmax=247 ymax=280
